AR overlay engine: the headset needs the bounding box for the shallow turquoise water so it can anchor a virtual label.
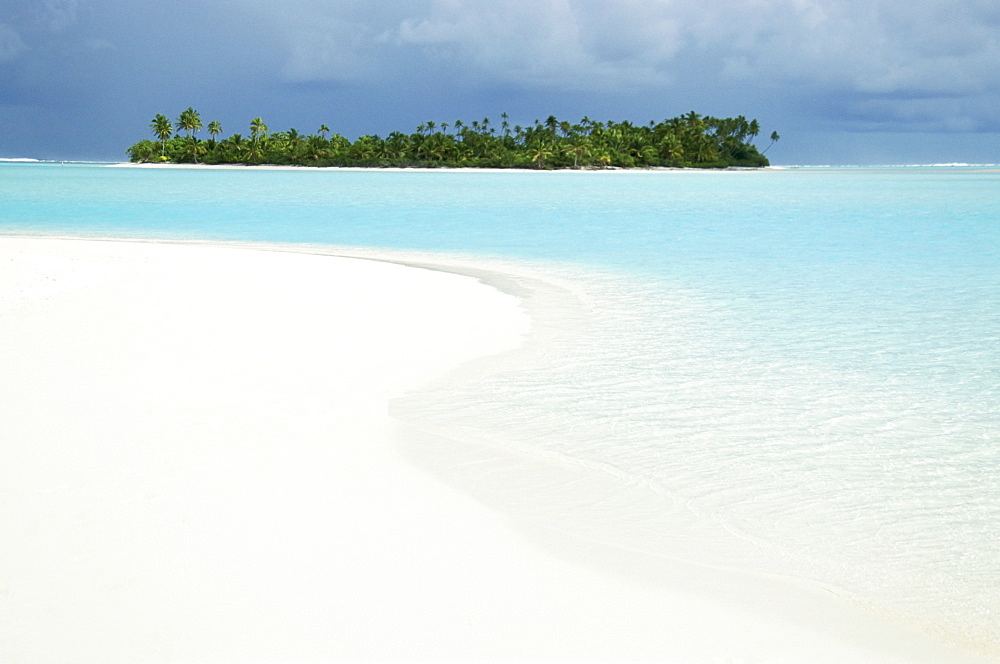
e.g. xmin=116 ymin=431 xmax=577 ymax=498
xmin=2 ymin=163 xmax=998 ymax=655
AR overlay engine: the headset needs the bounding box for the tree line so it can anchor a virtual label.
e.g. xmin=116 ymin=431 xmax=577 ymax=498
xmin=127 ymin=107 xmax=779 ymax=169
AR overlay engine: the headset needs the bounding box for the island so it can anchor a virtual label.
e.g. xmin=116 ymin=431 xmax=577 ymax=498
xmin=127 ymin=108 xmax=778 ymax=169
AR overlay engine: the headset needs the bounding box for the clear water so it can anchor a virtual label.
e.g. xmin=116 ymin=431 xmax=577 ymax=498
xmin=2 ymin=163 xmax=998 ymax=656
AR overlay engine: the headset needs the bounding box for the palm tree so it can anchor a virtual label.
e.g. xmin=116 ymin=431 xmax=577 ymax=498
xmin=131 ymin=110 xmax=769 ymax=169
xmin=207 ymin=120 xmax=222 ymax=144
xmin=348 ymin=135 xmax=380 ymax=163
xmin=150 ymin=114 xmax=173 ymax=156
xmin=762 ymin=131 xmax=781 ymax=155
xmin=305 ymin=135 xmax=329 ymax=161
xmin=328 ymin=134 xmax=351 ymax=161
xmin=659 ymin=133 xmax=684 ymax=164
xmin=694 ymin=136 xmax=717 ymax=163
xmin=181 ymin=136 xmax=207 ymax=163
xmin=176 ymin=107 xmax=202 ymax=137
xmin=564 ymin=134 xmax=591 ymax=169
xmin=245 ymin=143 xmax=264 ymax=164
xmin=250 ymin=117 xmax=269 ymax=151
xmin=221 ymin=133 xmax=245 ymax=162
xmin=529 ymin=139 xmax=553 ymax=169
xmin=421 ymin=132 xmax=456 ymax=163
xmin=384 ymin=132 xmax=410 ymax=162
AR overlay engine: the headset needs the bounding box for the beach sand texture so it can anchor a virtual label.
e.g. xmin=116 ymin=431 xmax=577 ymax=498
xmin=0 ymin=238 xmax=990 ymax=663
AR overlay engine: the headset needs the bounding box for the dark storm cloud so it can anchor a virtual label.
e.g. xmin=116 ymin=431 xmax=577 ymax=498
xmin=1 ymin=0 xmax=998 ymax=162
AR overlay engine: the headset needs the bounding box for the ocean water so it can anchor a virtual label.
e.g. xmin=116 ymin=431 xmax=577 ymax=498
xmin=2 ymin=163 xmax=998 ymax=656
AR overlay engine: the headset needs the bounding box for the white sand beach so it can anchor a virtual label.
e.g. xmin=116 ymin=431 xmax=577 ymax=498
xmin=0 ymin=237 xmax=989 ymax=663
xmin=106 ymin=161 xmax=745 ymax=173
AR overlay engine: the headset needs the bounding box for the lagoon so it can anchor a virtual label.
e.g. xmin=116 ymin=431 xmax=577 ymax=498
xmin=2 ymin=163 xmax=998 ymax=659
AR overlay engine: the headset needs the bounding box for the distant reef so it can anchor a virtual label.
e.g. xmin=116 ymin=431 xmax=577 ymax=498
xmin=128 ymin=108 xmax=779 ymax=169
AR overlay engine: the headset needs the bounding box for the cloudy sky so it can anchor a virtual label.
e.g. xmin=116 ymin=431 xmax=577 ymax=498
xmin=2 ymin=0 xmax=998 ymax=164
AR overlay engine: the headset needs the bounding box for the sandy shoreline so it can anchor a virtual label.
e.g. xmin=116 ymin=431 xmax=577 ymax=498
xmin=1 ymin=237 xmax=990 ymax=663
xmin=105 ymin=161 xmax=768 ymax=173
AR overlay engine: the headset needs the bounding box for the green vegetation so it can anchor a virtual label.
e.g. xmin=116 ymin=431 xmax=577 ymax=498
xmin=127 ymin=109 xmax=774 ymax=169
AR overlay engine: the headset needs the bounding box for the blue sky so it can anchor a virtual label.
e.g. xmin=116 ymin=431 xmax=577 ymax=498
xmin=2 ymin=0 xmax=998 ymax=164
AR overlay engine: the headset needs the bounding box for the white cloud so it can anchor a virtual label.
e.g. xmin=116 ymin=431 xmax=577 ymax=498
xmin=0 ymin=23 xmax=26 ymax=62
xmin=238 ymin=2 xmax=401 ymax=84
xmin=37 ymin=0 xmax=79 ymax=32
xmin=280 ymin=20 xmax=378 ymax=83
xmin=169 ymin=0 xmax=1000 ymax=135
xmin=390 ymin=0 xmax=681 ymax=89
xmin=732 ymin=0 xmax=1000 ymax=96
xmin=255 ymin=0 xmax=998 ymax=101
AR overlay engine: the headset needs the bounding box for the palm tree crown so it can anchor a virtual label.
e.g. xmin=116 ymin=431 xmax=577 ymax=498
xmin=207 ymin=121 xmax=222 ymax=142
xmin=176 ymin=107 xmax=202 ymax=137
xmin=150 ymin=114 xmax=173 ymax=156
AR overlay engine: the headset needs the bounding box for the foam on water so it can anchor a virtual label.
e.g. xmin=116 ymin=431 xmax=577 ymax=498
xmin=2 ymin=163 xmax=997 ymax=657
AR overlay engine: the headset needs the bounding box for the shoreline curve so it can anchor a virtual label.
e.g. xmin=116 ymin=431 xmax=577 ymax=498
xmin=0 ymin=236 xmax=990 ymax=663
